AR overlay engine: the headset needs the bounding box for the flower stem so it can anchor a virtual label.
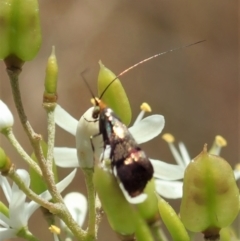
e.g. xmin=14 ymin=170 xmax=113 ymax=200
xmin=150 ymin=220 xmax=168 ymax=241
xmin=2 ymin=127 xmax=42 ymax=176
xmin=17 ymin=227 xmax=40 ymax=241
xmin=7 ymin=68 xmax=62 ymax=203
xmin=8 ymin=167 xmax=87 ymax=240
xmin=8 ymin=167 xmax=57 ymax=211
xmin=43 ymin=102 xmax=56 ymax=172
xmin=83 ymin=168 xmax=96 ymax=241
xmin=7 ymin=68 xmax=45 ymax=165
xmin=135 ymin=215 xmax=155 ymax=241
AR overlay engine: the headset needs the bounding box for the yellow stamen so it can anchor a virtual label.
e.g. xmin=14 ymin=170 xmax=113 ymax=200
xmin=162 ymin=133 xmax=175 ymax=143
xmin=215 ymin=135 xmax=227 ymax=147
xmin=90 ymin=98 xmax=95 ymax=105
xmin=235 ymin=163 xmax=240 ymax=171
xmin=49 ymin=225 xmax=61 ymax=235
xmin=140 ymin=102 xmax=152 ymax=112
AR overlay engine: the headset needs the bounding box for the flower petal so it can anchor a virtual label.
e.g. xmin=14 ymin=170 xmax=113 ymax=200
xmin=0 ymin=176 xmax=11 ymax=203
xmin=0 ymin=214 xmax=10 ymax=228
xmin=155 ymin=179 xmax=183 ymax=199
xmin=0 ymin=228 xmax=16 ymax=241
xmin=26 ymin=169 xmax=77 ymax=218
xmin=129 ymin=115 xmax=165 ymax=144
xmin=234 ymin=169 xmax=240 ymax=180
xmin=54 ymin=147 xmax=79 ymax=167
xmin=0 ymin=100 xmax=14 ymax=131
xmin=54 ymin=105 xmax=78 ymax=136
xmin=76 ymin=107 xmax=103 ymax=168
xmin=150 ymin=159 xmax=184 ymax=180
xmin=9 ymin=170 xmax=30 ymax=228
xmin=61 ymin=192 xmax=87 ymax=228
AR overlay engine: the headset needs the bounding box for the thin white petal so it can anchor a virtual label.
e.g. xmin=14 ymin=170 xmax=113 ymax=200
xmin=178 ymin=142 xmax=191 ymax=167
xmin=0 ymin=176 xmax=11 ymax=203
xmin=168 ymin=143 xmax=185 ymax=166
xmin=76 ymin=107 xmax=103 ymax=168
xmin=0 ymin=228 xmax=16 ymax=241
xmin=0 ymin=100 xmax=14 ymax=130
xmin=151 ymin=159 xmax=184 ymax=180
xmin=129 ymin=115 xmax=165 ymax=144
xmin=155 ymin=179 xmax=183 ymax=199
xmin=0 ymin=214 xmax=10 ymax=227
xmin=9 ymin=170 xmax=30 ymax=228
xmin=234 ymin=169 xmax=240 ymax=180
xmin=55 ymin=105 xmax=78 ymax=136
xmin=54 ymin=147 xmax=79 ymax=167
xmin=61 ymin=192 xmax=87 ymax=228
xmin=26 ymin=169 xmax=77 ymax=218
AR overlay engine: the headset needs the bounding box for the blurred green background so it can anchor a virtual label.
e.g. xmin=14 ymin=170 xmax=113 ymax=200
xmin=0 ymin=0 xmax=238 ymax=240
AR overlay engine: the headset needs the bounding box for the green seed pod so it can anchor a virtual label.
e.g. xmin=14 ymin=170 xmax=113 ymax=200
xmin=98 ymin=61 xmax=132 ymax=126
xmin=157 ymin=195 xmax=190 ymax=241
xmin=93 ymin=166 xmax=137 ymax=235
xmin=44 ymin=46 xmax=58 ymax=95
xmin=219 ymin=227 xmax=238 ymax=241
xmin=136 ymin=179 xmax=159 ymax=223
xmin=0 ymin=147 xmax=11 ymax=174
xmin=180 ymin=145 xmax=239 ymax=238
xmin=30 ymin=140 xmax=58 ymax=194
xmin=135 ymin=215 xmax=154 ymax=241
xmin=0 ymin=0 xmax=42 ymax=67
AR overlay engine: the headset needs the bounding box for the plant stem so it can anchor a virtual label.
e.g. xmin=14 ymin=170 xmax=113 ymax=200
xmin=8 ymin=167 xmax=57 ymax=212
xmin=8 ymin=167 xmax=87 ymax=240
xmin=17 ymin=227 xmax=41 ymax=241
xmin=83 ymin=168 xmax=96 ymax=241
xmin=8 ymin=67 xmax=61 ymax=203
xmin=3 ymin=127 xmax=42 ymax=176
xmin=43 ymin=102 xmax=56 ymax=172
xmin=7 ymin=68 xmax=45 ymax=167
xmin=150 ymin=220 xmax=168 ymax=241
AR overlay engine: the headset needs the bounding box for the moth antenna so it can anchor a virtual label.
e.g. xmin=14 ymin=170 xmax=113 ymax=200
xmin=99 ymin=40 xmax=206 ymax=99
xmin=81 ymin=70 xmax=98 ymax=105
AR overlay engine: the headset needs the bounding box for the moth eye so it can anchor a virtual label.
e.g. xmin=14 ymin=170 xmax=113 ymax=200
xmin=92 ymin=107 xmax=100 ymax=119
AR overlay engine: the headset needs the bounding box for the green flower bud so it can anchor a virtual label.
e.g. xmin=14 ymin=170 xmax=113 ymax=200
xmin=30 ymin=140 xmax=58 ymax=194
xmin=0 ymin=147 xmax=12 ymax=174
xmin=93 ymin=166 xmax=137 ymax=235
xmin=98 ymin=61 xmax=132 ymax=126
xmin=0 ymin=201 xmax=9 ymax=218
xmin=157 ymin=195 xmax=190 ymax=241
xmin=180 ymin=145 xmax=239 ymax=239
xmin=136 ymin=179 xmax=159 ymax=223
xmin=219 ymin=227 xmax=238 ymax=241
xmin=0 ymin=0 xmax=42 ymax=68
xmin=44 ymin=46 xmax=58 ymax=102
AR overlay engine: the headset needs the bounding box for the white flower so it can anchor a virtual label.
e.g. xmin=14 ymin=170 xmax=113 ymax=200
xmin=54 ymin=104 xmax=184 ymax=202
xmin=54 ymin=105 xmax=165 ymax=168
xmin=61 ymin=192 xmax=87 ymax=231
xmin=0 ymin=100 xmax=14 ymax=131
xmin=0 ymin=169 xmax=76 ymax=241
